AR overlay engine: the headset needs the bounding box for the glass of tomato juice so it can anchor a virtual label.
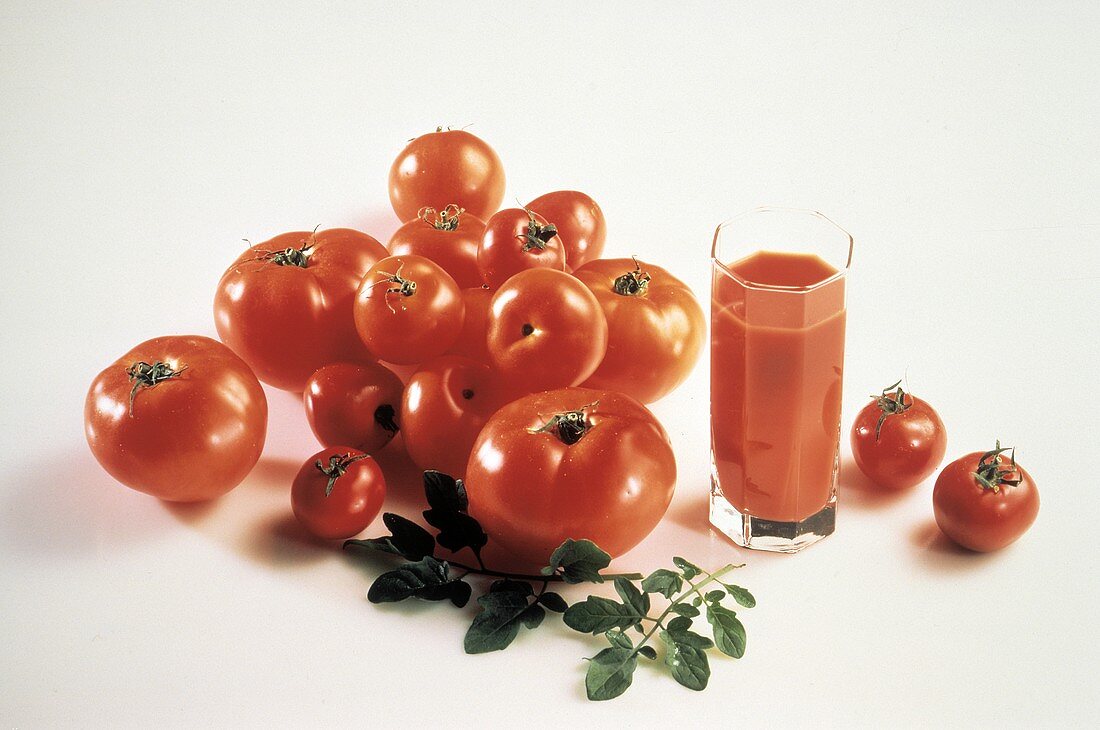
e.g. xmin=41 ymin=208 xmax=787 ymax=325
xmin=710 ymin=207 xmax=853 ymax=553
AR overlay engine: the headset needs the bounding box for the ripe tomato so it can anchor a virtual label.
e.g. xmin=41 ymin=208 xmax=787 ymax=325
xmin=525 ymin=191 xmax=606 ymax=269
xmin=933 ymin=443 xmax=1039 ymax=552
xmin=486 ymin=269 xmax=607 ymax=391
xmin=353 ymin=254 xmax=465 ymax=365
xmin=465 ymin=388 xmax=676 ymax=565
xmin=477 ymin=208 xmax=566 ymax=289
xmin=214 ymin=227 xmax=387 ymax=391
xmin=850 ymin=381 xmax=948 ymax=489
xmin=304 ymin=361 xmax=403 ymax=454
xmin=85 ymin=335 xmax=267 ymax=502
xmin=401 ymin=355 xmax=514 ymax=478
xmin=291 ymin=447 xmax=386 ymax=539
xmin=573 ymin=257 xmax=704 ymax=404
xmin=445 ymin=286 xmax=493 ymax=364
xmin=388 ymin=205 xmax=486 ymax=289
xmin=388 ymin=128 xmax=505 ymax=222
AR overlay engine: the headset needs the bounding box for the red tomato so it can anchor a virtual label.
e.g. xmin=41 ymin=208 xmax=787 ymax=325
xmin=525 ymin=191 xmax=606 ymax=269
xmin=291 ymin=447 xmax=386 ymax=539
xmin=477 ymin=208 xmax=566 ymax=289
xmin=304 ymin=361 xmax=403 ymax=454
xmin=573 ymin=257 xmax=704 ymax=404
xmin=933 ymin=443 xmax=1039 ymax=552
xmin=445 ymin=286 xmax=493 ymax=364
xmin=388 ymin=128 xmax=505 ymax=222
xmin=388 ymin=205 xmax=486 ymax=289
xmin=85 ymin=335 xmax=267 ymax=502
xmin=353 ymin=254 xmax=465 ymax=365
xmin=214 ymin=228 xmax=387 ymax=391
xmin=486 ymin=269 xmax=608 ymax=391
xmin=851 ymin=381 xmax=948 ymax=489
xmin=465 ymin=388 xmax=676 ymax=565
xmin=401 ymin=355 xmax=514 ymax=478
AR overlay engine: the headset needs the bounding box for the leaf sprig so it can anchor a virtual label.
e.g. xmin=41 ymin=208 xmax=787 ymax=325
xmin=344 ymin=471 xmax=754 ymax=701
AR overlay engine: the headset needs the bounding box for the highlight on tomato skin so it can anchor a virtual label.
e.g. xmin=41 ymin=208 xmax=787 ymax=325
xmin=291 ymin=447 xmax=386 ymax=540
xmin=84 ymin=335 xmax=268 ymax=502
xmin=850 ymin=381 xmax=948 ymax=490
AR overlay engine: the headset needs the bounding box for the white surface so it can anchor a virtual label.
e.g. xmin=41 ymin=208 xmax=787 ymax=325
xmin=2 ymin=1 xmax=1098 ymax=727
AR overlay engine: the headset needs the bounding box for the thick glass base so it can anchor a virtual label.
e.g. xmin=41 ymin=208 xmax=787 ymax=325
xmin=709 ymin=481 xmax=836 ymax=554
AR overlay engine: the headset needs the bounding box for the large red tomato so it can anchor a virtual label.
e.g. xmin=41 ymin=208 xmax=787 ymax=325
xmin=85 ymin=335 xmax=267 ymax=502
xmin=445 ymin=286 xmax=493 ymax=364
xmin=573 ymin=257 xmax=705 ymax=404
xmin=388 ymin=128 xmax=505 ymax=222
xmin=486 ymin=268 xmax=608 ymax=391
xmin=401 ymin=355 xmax=513 ymax=478
xmin=214 ymin=228 xmax=387 ymax=391
xmin=353 ymin=254 xmax=465 ymax=365
xmin=525 ymin=191 xmax=606 ymax=269
xmin=388 ymin=205 xmax=486 ymax=289
xmin=465 ymin=388 xmax=676 ymax=565
xmin=477 ymin=208 xmax=566 ymax=289
xmin=303 ymin=361 xmax=404 ymax=454
xmin=851 ymin=382 xmax=947 ymax=489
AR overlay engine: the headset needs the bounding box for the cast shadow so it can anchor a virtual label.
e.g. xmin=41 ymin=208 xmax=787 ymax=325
xmin=908 ymin=518 xmax=996 ymax=573
xmin=237 ymin=511 xmax=334 ymax=568
xmin=837 ymin=455 xmax=911 ymax=511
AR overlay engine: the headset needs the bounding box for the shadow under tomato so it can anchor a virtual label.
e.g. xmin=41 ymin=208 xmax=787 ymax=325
xmin=162 ymin=498 xmax=221 ymax=525
xmin=664 ymin=490 xmax=713 ymax=536
xmin=908 ymin=518 xmax=997 ymax=573
xmin=237 ymin=512 xmax=335 ymax=568
xmin=837 ymin=455 xmax=913 ymax=511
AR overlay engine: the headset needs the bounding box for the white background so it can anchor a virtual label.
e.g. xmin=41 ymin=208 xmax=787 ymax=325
xmin=2 ymin=1 xmax=1098 ymax=727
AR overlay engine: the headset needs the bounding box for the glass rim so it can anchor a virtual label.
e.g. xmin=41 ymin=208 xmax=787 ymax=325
xmin=712 ymin=206 xmax=853 ymax=293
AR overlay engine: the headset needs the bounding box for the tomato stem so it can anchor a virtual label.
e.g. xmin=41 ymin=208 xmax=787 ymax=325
xmin=252 ymin=227 xmax=319 ymax=268
xmin=527 ymin=401 xmax=600 ymax=445
xmin=126 ymin=360 xmax=187 ymax=417
xmin=418 ymin=204 xmax=464 ymax=231
xmin=612 ymin=256 xmax=652 ymax=296
xmin=516 ymin=208 xmax=558 ymax=252
xmin=872 ymin=379 xmax=911 ymax=440
xmin=373 ymin=404 xmax=400 ymax=435
xmin=972 ymin=440 xmax=1021 ymax=493
xmin=315 ymin=453 xmax=372 ymax=497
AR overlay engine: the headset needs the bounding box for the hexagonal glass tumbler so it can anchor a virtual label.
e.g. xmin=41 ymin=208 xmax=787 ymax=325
xmin=710 ymin=208 xmax=853 ymax=553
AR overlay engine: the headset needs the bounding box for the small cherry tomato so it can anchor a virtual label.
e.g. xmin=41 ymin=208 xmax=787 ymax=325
xmin=465 ymin=388 xmax=676 ymax=566
xmin=486 ymin=268 xmax=608 ymax=391
xmin=445 ymin=286 xmax=493 ymax=364
xmin=574 ymin=257 xmax=705 ymax=404
xmin=851 ymin=381 xmax=948 ymax=489
xmin=477 ymin=208 xmax=566 ymax=289
xmin=353 ymin=254 xmax=465 ymax=365
xmin=214 ymin=227 xmax=387 ymax=391
xmin=388 ymin=128 xmax=505 ymax=222
xmin=388 ymin=205 xmax=486 ymax=289
xmin=400 ymin=355 xmax=514 ymax=478
xmin=291 ymin=448 xmax=386 ymax=539
xmin=85 ymin=335 xmax=267 ymax=502
xmin=525 ymin=191 xmax=606 ymax=269
xmin=933 ymin=442 xmax=1039 ymax=552
xmin=304 ymin=361 xmax=404 ymax=454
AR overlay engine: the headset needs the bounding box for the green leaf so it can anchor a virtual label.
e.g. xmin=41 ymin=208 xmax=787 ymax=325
xmin=614 ymin=577 xmax=650 ymax=615
xmin=367 ymin=556 xmax=470 ymax=607
xmin=421 ymin=472 xmax=488 ymax=557
xmin=641 ymin=568 xmax=683 ymax=599
xmin=707 ymin=604 xmax=747 ymax=658
xmin=660 ymin=630 xmax=711 ymax=691
xmin=546 ymin=539 xmax=612 ymax=584
xmin=670 ymin=602 xmax=700 ymax=618
xmin=667 ymin=615 xmax=693 ymax=633
xmin=344 ymin=513 xmax=436 ymax=561
xmin=423 ymin=470 xmax=468 ymax=512
xmin=537 ymin=591 xmax=568 ymax=613
xmin=520 ymin=604 xmax=545 ymax=630
xmin=691 ymin=596 xmax=702 ymax=607
xmin=605 ymin=630 xmax=633 ymax=650
xmin=637 ymin=645 xmax=658 ymax=660
xmin=489 ymin=579 xmax=533 ymax=596
xmin=464 ymin=586 xmax=538 ymax=654
xmin=673 ymin=557 xmax=701 ymax=580
xmin=585 ymin=647 xmax=638 ymax=701
xmin=705 ymin=589 xmax=725 ymax=603
xmin=563 ymin=596 xmax=642 ymax=634
xmin=666 ymin=628 xmax=714 ymax=649
xmin=722 ymin=583 xmax=757 ymax=609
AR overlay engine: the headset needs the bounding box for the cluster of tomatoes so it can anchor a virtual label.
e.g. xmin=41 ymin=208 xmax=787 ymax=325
xmin=850 ymin=382 xmax=1039 ymax=552
xmin=85 ymin=128 xmax=705 ymax=566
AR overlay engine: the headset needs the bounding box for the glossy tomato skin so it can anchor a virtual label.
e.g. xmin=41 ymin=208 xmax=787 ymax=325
xmin=477 ymin=208 xmax=566 ymax=289
xmin=401 ymin=355 xmax=514 ymax=478
xmin=525 ymin=191 xmax=607 ymax=269
xmin=214 ymin=228 xmax=387 ymax=391
xmin=445 ymin=287 xmax=494 ymax=364
xmin=388 ymin=211 xmax=487 ymax=289
xmin=573 ymin=258 xmax=704 ymax=404
xmin=851 ymin=395 xmax=947 ymax=489
xmin=291 ymin=447 xmax=386 ymax=540
xmin=303 ymin=362 xmax=403 ymax=454
xmin=353 ymin=254 xmax=465 ymax=365
xmin=465 ymin=388 xmax=676 ymax=566
xmin=933 ymin=452 xmax=1039 ymax=552
xmin=487 ymin=269 xmax=608 ymax=392
xmin=85 ymin=335 xmax=267 ymax=502
xmin=388 ymin=129 xmax=505 ymax=222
